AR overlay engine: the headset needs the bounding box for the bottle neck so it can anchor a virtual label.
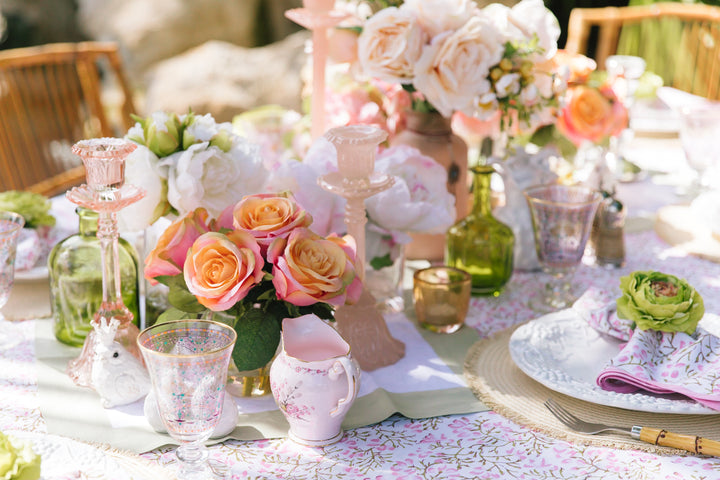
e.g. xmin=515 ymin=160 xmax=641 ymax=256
xmin=77 ymin=208 xmax=99 ymax=236
xmin=471 ymin=166 xmax=494 ymax=216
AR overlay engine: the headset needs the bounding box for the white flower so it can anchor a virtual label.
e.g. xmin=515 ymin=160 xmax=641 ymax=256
xmin=413 ymin=15 xmax=503 ymax=117
xmin=507 ymin=0 xmax=560 ymax=60
xmin=495 ymin=73 xmax=521 ymax=98
xmin=365 ymin=145 xmax=456 ymax=234
xmin=165 ymin=141 xmax=267 ymax=218
xmin=519 ymin=83 xmax=539 ymax=106
xmin=358 ymin=7 xmax=425 ymax=84
xmin=117 ymin=146 xmax=166 ymax=232
xmin=475 ymin=92 xmax=500 ymax=120
xmin=264 ymin=141 xmax=346 ymax=237
xmin=402 ymin=0 xmax=477 ymax=37
xmin=184 ymin=113 xmax=223 ymax=144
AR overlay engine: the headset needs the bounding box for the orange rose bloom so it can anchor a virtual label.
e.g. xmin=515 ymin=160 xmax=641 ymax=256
xmin=557 ymin=84 xmax=628 ymax=146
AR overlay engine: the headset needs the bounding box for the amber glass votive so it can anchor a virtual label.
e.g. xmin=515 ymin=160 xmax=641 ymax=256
xmin=413 ymin=266 xmax=471 ymax=334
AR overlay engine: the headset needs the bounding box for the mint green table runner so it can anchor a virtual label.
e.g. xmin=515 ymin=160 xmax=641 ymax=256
xmin=36 ymin=299 xmax=487 ymax=454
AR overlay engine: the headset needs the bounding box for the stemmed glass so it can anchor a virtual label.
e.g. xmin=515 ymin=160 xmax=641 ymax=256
xmin=137 ymin=319 xmax=237 ymax=480
xmin=524 ymin=184 xmax=602 ymax=313
xmin=0 ymin=212 xmax=25 ymax=350
xmin=678 ymin=105 xmax=720 ymax=194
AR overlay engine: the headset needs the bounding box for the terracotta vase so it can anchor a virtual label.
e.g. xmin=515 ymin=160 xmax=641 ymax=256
xmin=391 ymin=110 xmax=469 ymax=262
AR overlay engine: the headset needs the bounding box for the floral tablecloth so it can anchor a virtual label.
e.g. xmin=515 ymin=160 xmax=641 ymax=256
xmin=2 ymin=227 xmax=719 ymax=479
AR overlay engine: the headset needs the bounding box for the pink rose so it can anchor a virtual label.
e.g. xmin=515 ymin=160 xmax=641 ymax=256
xmin=184 ymin=231 xmax=264 ymax=311
xmin=232 ymin=193 xmax=312 ymax=252
xmin=267 ymin=228 xmax=362 ymax=307
xmin=144 ymin=208 xmax=210 ymax=284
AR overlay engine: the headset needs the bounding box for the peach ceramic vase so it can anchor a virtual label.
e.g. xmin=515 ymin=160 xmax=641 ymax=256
xmin=270 ymin=314 xmax=360 ymax=446
xmin=391 ymin=111 xmax=469 ymax=262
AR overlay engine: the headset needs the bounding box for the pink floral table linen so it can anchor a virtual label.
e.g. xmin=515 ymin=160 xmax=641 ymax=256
xmin=573 ymin=288 xmax=720 ymax=411
xmin=2 ymin=230 xmax=720 ymax=479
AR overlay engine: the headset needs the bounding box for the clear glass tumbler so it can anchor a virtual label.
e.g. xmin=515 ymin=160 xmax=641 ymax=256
xmin=0 ymin=211 xmax=25 ymax=309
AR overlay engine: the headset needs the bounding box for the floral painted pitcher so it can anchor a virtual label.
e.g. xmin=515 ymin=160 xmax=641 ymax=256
xmin=270 ymin=314 xmax=360 ymax=446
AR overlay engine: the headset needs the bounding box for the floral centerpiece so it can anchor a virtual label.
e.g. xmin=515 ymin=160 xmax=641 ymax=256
xmin=355 ymin=0 xmax=563 ymax=129
xmin=144 ymin=192 xmax=362 ymax=373
xmin=119 ymin=111 xmax=268 ymax=232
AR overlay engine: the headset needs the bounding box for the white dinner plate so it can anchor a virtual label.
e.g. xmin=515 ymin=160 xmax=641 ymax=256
xmin=6 ymin=430 xmax=173 ymax=480
xmin=15 ymin=266 xmax=49 ymax=281
xmin=508 ymin=309 xmax=717 ymax=415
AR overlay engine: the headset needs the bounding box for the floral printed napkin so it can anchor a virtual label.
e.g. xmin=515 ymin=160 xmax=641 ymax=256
xmin=573 ymin=288 xmax=720 ymax=411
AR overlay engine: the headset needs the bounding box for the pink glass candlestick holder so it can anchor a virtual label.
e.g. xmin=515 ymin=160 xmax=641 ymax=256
xmin=285 ymin=0 xmax=349 ymax=140
xmin=319 ymin=125 xmax=405 ymax=371
xmin=65 ymin=137 xmax=146 ymax=387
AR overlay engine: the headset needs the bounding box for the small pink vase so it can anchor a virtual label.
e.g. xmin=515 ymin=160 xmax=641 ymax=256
xmin=270 ymin=314 xmax=360 ymax=446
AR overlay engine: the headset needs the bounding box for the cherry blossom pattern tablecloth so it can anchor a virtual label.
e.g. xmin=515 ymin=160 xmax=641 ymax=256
xmin=2 ymin=230 xmax=720 ymax=479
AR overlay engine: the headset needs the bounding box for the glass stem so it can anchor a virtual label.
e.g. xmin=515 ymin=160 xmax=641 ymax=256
xmin=176 ymin=441 xmax=210 ymax=480
xmin=96 ymin=210 xmax=131 ymax=322
xmin=545 ymin=268 xmax=573 ymax=309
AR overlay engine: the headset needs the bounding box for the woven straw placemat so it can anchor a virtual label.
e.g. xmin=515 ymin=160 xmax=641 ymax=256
xmin=464 ymin=325 xmax=720 ymax=455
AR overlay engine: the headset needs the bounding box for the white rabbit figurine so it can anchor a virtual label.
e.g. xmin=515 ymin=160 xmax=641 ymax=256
xmin=90 ymin=317 xmax=151 ymax=408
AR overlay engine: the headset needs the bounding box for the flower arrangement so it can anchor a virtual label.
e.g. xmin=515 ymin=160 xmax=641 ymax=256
xmin=144 ymin=192 xmax=362 ymax=371
xmin=354 ymin=0 xmax=563 ymax=129
xmin=119 ymin=111 xmax=268 ymax=231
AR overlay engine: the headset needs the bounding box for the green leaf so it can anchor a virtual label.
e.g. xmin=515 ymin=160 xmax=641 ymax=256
xmin=165 ymin=275 xmax=205 ymax=314
xmin=232 ymin=308 xmax=282 ymax=371
xmin=156 ymin=307 xmax=196 ymax=324
xmin=369 ymin=253 xmax=394 ymax=270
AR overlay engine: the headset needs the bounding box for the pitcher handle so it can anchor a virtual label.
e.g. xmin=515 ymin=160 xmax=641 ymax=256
xmin=329 ymin=357 xmax=358 ymax=418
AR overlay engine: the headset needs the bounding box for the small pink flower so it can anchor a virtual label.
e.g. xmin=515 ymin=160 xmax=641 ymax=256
xmin=144 ymin=208 xmax=210 ymax=284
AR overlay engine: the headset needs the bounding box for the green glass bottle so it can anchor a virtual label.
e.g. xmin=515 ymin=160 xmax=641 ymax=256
xmin=49 ymin=208 xmax=140 ymax=346
xmin=445 ymin=165 xmax=514 ymax=296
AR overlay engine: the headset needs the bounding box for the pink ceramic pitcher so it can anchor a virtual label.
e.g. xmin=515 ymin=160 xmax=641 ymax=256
xmin=270 ymin=314 xmax=360 ymax=446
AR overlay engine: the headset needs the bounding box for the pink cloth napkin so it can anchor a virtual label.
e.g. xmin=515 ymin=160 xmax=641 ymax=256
xmin=573 ymin=288 xmax=720 ymax=411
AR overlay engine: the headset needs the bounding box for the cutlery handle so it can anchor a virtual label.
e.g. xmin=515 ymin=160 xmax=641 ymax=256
xmin=640 ymin=427 xmax=720 ymax=456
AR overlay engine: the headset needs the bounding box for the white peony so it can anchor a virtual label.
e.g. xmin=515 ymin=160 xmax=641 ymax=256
xmin=358 ymin=7 xmax=426 ymax=84
xmin=507 ymin=0 xmax=560 ymax=60
xmin=365 ymin=145 xmax=456 ymax=234
xmin=402 ymin=0 xmax=478 ymax=38
xmin=183 ymin=113 xmax=224 ymax=144
xmin=117 ymin=146 xmax=166 ymax=232
xmin=165 ymin=141 xmax=267 ymax=218
xmin=413 ymin=15 xmax=503 ymax=117
xmin=264 ymin=139 xmax=346 ymax=237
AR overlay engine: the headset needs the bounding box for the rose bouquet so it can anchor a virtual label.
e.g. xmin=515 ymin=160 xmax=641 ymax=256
xmin=355 ymin=0 xmax=563 ymax=129
xmin=119 ymin=111 xmax=268 ymax=231
xmin=144 ymin=192 xmax=362 ymax=372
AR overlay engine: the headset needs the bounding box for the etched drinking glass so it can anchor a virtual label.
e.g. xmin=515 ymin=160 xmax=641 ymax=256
xmin=679 ymin=105 xmax=720 ymax=194
xmin=524 ymin=185 xmax=602 ymax=313
xmin=137 ymin=320 xmax=236 ymax=480
xmin=0 ymin=211 xmax=25 ymax=310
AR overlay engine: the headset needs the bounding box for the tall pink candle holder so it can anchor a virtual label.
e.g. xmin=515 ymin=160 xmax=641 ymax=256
xmin=285 ymin=0 xmax=349 ymax=140
xmin=319 ymin=125 xmax=405 ymax=371
xmin=65 ymin=137 xmax=146 ymax=387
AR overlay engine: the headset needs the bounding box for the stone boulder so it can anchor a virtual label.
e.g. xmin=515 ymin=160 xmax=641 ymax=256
xmin=76 ymin=0 xmax=261 ymax=77
xmin=143 ymin=31 xmax=309 ymax=122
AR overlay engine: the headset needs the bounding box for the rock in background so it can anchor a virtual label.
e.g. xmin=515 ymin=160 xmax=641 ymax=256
xmin=143 ymin=32 xmax=309 ymax=122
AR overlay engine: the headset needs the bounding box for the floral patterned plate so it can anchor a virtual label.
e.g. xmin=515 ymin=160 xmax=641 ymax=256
xmin=509 ymin=309 xmax=717 ymax=414
xmin=6 ymin=430 xmax=174 ymax=479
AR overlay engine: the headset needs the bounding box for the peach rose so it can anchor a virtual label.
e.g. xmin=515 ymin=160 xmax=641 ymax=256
xmin=183 ymin=231 xmax=264 ymax=311
xmin=557 ymin=85 xmax=628 ymax=146
xmin=413 ymin=15 xmax=503 ymax=117
xmin=232 ymin=193 xmax=312 ymax=252
xmin=358 ymin=6 xmax=426 ymax=84
xmin=144 ymin=208 xmax=210 ymax=284
xmin=267 ymin=228 xmax=362 ymax=307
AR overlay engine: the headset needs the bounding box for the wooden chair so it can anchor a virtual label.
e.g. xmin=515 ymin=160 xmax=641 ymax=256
xmin=0 ymin=42 xmax=138 ymax=197
xmin=565 ymin=3 xmax=720 ymax=100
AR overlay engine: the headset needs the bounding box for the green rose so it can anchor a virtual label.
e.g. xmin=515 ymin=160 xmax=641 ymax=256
xmin=616 ymin=271 xmax=704 ymax=335
xmin=0 ymin=432 xmax=41 ymax=480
